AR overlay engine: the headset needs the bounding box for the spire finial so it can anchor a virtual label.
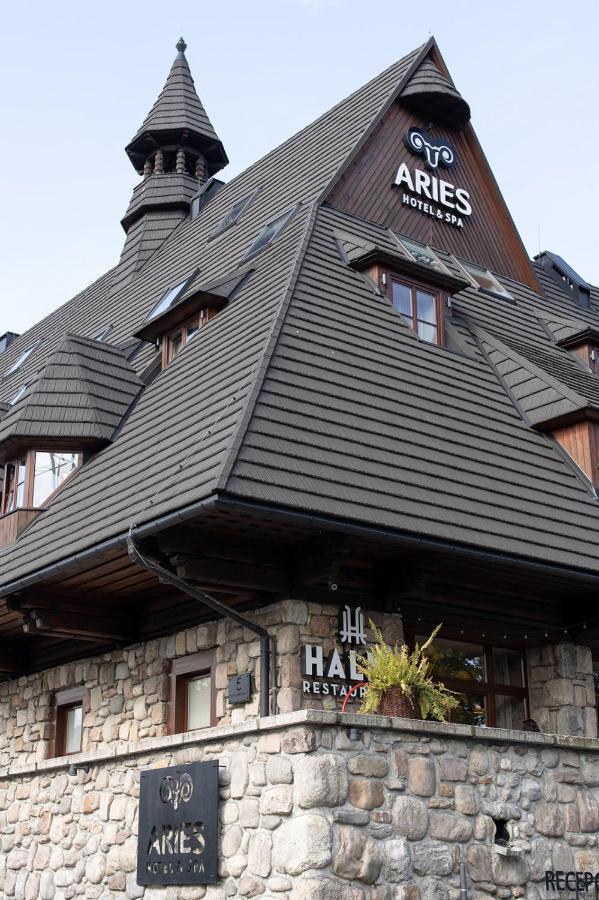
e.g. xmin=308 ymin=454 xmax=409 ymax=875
xmin=176 ymin=37 xmax=187 ymax=55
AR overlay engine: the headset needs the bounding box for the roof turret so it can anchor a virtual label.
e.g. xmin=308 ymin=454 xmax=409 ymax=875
xmin=125 ymin=38 xmax=228 ymax=179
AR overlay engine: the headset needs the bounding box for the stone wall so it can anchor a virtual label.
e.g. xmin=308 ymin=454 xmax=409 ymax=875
xmin=527 ymin=643 xmax=597 ymax=739
xmin=0 ymin=601 xmax=401 ymax=768
xmin=2 ymin=710 xmax=599 ymax=899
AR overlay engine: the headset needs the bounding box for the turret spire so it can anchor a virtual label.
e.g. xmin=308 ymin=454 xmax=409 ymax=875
xmin=125 ymin=38 xmax=228 ymax=180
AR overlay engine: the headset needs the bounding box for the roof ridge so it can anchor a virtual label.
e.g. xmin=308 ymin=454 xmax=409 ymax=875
xmin=216 ymin=201 xmax=321 ymax=491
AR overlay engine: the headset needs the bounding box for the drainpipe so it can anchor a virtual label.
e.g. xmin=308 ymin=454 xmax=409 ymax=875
xmin=127 ymin=531 xmax=273 ymax=718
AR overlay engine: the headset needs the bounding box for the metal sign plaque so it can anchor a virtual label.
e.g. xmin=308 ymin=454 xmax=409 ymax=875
xmin=137 ymin=760 xmax=219 ymax=886
xmin=228 ymin=672 xmax=251 ymax=705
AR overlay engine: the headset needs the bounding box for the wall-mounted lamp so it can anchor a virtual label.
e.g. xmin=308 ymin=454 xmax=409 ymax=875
xmin=347 ymin=727 xmax=363 ymax=742
xmin=68 ymin=763 xmax=91 ymax=776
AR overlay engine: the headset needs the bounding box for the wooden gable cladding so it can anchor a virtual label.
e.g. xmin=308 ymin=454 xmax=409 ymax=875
xmin=553 ymin=420 xmax=599 ymax=488
xmin=326 ymin=100 xmax=538 ymax=291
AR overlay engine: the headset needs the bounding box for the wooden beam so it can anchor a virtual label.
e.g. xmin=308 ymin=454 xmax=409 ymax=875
xmin=0 ymin=642 xmax=25 ymax=674
xmin=21 ymin=609 xmax=131 ymax=643
xmin=175 ymin=557 xmax=288 ymax=593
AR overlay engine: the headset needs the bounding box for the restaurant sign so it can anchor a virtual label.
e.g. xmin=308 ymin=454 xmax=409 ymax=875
xmin=301 ymin=605 xmax=368 ymax=701
xmin=137 ymin=760 xmax=219 ymax=886
xmin=394 ymin=128 xmax=472 ymax=228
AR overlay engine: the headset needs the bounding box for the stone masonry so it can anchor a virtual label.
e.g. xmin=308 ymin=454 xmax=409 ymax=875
xmin=527 ymin=643 xmax=597 ymax=739
xmin=3 ymin=709 xmax=599 ymax=899
xmin=0 ymin=601 xmax=403 ymax=770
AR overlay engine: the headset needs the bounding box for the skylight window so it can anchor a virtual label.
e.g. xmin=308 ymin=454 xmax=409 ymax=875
xmin=212 ymin=190 xmax=257 ymax=237
xmin=460 ymin=261 xmax=513 ymax=299
xmin=93 ymin=324 xmax=113 ymax=342
xmin=5 ymin=342 xmax=38 ymax=376
xmin=396 ymin=236 xmax=446 ymax=271
xmin=146 ymin=278 xmax=189 ymax=322
xmin=243 ymin=206 xmax=297 ymax=260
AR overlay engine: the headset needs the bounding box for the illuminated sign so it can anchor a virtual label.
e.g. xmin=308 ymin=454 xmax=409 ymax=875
xmin=395 ymin=128 xmax=472 ymax=228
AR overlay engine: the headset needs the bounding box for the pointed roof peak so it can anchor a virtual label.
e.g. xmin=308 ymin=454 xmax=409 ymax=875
xmin=125 ymin=38 xmax=228 ymax=177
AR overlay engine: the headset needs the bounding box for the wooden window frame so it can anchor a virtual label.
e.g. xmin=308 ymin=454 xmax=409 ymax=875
xmin=161 ymin=310 xmax=216 ymax=369
xmin=1 ymin=449 xmax=81 ymax=516
xmin=372 ymin=265 xmax=446 ymax=347
xmin=52 ymin=686 xmax=84 ymax=757
xmin=406 ymin=630 xmax=529 ymax=728
xmin=168 ymin=650 xmax=216 ymax=735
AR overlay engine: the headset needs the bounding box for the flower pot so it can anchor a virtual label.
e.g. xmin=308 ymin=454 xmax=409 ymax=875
xmin=378 ymin=687 xmax=418 ymax=718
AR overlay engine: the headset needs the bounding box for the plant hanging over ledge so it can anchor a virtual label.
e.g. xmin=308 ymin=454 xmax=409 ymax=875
xmin=357 ymin=623 xmax=459 ymax=721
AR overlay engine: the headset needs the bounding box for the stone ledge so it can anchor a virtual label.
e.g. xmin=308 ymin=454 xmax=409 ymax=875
xmin=2 ymin=708 xmax=599 ymax=781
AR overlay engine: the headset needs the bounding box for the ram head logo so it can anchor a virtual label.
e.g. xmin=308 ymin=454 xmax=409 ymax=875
xmin=159 ymin=772 xmax=193 ymax=810
xmin=406 ymin=129 xmax=454 ymax=170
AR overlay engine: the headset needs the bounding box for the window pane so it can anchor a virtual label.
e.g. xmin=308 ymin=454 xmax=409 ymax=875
xmin=168 ymin=332 xmax=183 ymax=361
xmin=187 ymin=675 xmax=211 ymax=730
xmin=421 ymin=637 xmax=486 ymax=682
xmin=492 ymin=648 xmax=524 ymax=687
xmin=65 ymin=705 xmax=82 ymax=754
xmin=147 ymin=279 xmax=188 ymax=321
xmin=450 ymin=692 xmax=486 ymax=726
xmin=392 ymin=282 xmax=412 ymax=317
xmin=495 ymin=695 xmax=526 ymax=730
xmin=33 ymin=452 xmax=78 ymax=507
xmin=417 ymin=322 xmax=437 ymax=343
xmin=186 ymin=323 xmax=199 ymax=341
xmin=416 ymin=291 xmax=437 ymax=324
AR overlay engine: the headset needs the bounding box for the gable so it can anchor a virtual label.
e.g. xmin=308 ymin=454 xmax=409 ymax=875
xmin=326 ymin=51 xmax=537 ymax=292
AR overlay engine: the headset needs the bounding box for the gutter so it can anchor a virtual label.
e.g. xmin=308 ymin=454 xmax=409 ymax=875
xmin=4 ymin=490 xmax=599 ymax=600
xmin=127 ymin=529 xmax=274 ymax=719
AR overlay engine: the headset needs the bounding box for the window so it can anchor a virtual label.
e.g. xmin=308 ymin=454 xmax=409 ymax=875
xmin=32 ymin=452 xmax=79 ymax=507
xmin=459 ymin=261 xmax=513 ymax=299
xmin=93 ymin=324 xmax=113 ymax=342
xmin=383 ymin=273 xmax=444 ymax=345
xmin=169 ymin=651 xmax=215 ymax=734
xmin=5 ymin=342 xmax=39 ymax=376
xmin=212 ymin=190 xmax=257 ymax=237
xmin=53 ymin=686 xmax=84 ymax=756
xmin=0 ymin=450 xmax=80 ymax=515
xmin=417 ymin=635 xmax=528 ymax=729
xmin=161 ymin=310 xmax=215 ymax=368
xmin=243 ymin=206 xmax=296 ymax=260
xmin=146 ymin=278 xmax=189 ymax=322
xmin=396 ymin=236 xmax=447 ymax=273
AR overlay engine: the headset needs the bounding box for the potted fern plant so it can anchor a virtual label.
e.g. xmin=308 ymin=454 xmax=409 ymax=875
xmin=357 ymin=623 xmax=459 ymax=720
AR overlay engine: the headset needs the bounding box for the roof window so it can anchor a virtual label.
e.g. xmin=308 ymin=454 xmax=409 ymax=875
xmin=5 ymin=342 xmax=39 ymax=376
xmin=243 ymin=206 xmax=297 ymax=260
xmin=396 ymin=236 xmax=447 ymax=272
xmin=146 ymin=278 xmax=190 ymax=322
xmin=212 ymin=190 xmax=257 ymax=237
xmin=460 ymin=261 xmax=513 ymax=299
xmin=93 ymin=324 xmax=113 ymax=342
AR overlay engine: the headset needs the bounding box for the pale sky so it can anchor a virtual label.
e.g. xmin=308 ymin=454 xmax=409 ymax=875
xmin=1 ymin=0 xmax=597 ymax=334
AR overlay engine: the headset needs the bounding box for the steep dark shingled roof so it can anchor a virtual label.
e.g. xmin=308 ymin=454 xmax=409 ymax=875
xmin=0 ymin=43 xmax=427 ymax=586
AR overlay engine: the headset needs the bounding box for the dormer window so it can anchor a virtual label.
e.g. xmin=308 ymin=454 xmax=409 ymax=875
xmin=460 ymin=261 xmax=513 ymax=300
xmin=243 ymin=206 xmax=297 ymax=260
xmin=5 ymin=342 xmax=39 ymax=376
xmin=93 ymin=324 xmax=113 ymax=342
xmin=161 ymin=310 xmax=215 ymax=368
xmin=1 ymin=450 xmax=80 ymax=517
xmin=396 ymin=236 xmax=447 ymax=273
xmin=373 ymin=267 xmax=445 ymax=346
xmin=212 ymin=190 xmax=257 ymax=238
xmin=146 ymin=278 xmax=190 ymax=322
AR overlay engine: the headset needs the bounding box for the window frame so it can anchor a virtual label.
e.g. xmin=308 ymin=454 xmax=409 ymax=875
xmin=4 ymin=342 xmax=40 ymax=377
xmin=160 ymin=310 xmax=216 ymax=368
xmin=457 ymin=259 xmax=514 ymax=300
xmin=375 ymin=266 xmax=446 ymax=347
xmin=211 ymin=189 xmax=258 ymax=239
xmin=0 ymin=449 xmax=81 ymax=516
xmin=407 ymin=630 xmax=529 ymax=728
xmin=52 ymin=686 xmax=84 ymax=757
xmin=241 ymin=205 xmax=297 ymax=261
xmin=168 ymin=650 xmax=216 ymax=735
